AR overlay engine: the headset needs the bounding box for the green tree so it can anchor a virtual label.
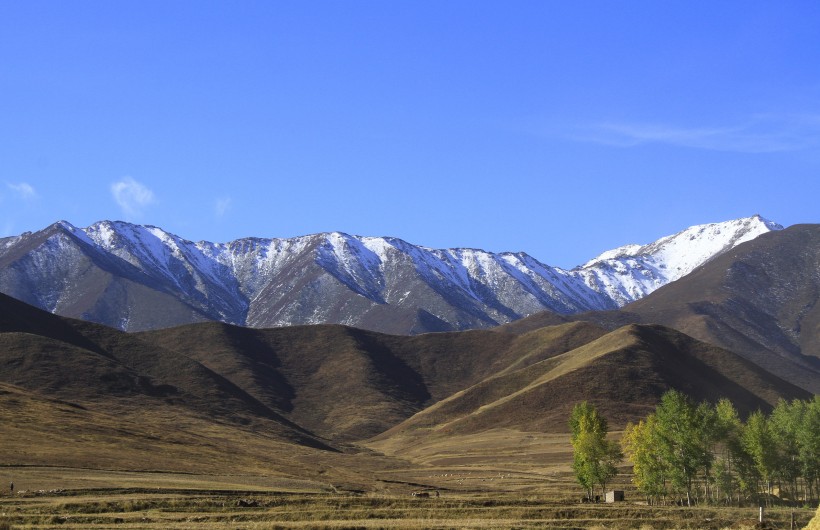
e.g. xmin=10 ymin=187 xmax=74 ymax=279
xmin=769 ymin=399 xmax=805 ymax=500
xmin=570 ymin=402 xmax=622 ymax=500
xmin=653 ymin=390 xmax=716 ymax=506
xmin=712 ymin=398 xmax=743 ymax=504
xmin=741 ymin=410 xmax=778 ymax=504
xmin=797 ymin=396 xmax=820 ymax=500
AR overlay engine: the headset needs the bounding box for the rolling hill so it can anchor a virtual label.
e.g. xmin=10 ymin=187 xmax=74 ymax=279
xmin=2 ymin=288 xmax=808 ymax=448
xmin=371 ymin=324 xmax=810 ymax=451
xmin=0 ymin=291 xmax=330 ymax=450
xmin=135 ymin=319 xmax=608 ymax=441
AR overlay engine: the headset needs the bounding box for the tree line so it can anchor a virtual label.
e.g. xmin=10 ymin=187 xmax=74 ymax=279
xmin=570 ymin=392 xmax=820 ymax=506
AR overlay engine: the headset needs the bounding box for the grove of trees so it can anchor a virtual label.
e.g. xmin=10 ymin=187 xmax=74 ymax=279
xmin=619 ymin=391 xmax=820 ymax=506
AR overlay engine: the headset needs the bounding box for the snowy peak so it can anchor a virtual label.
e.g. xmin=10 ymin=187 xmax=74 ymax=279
xmin=575 ymin=215 xmax=782 ymax=307
xmin=627 ymin=215 xmax=782 ymax=280
xmin=0 ymin=216 xmax=782 ymax=333
xmin=583 ymin=215 xmax=780 ymax=271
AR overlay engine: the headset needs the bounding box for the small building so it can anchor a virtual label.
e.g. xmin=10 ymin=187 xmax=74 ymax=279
xmin=605 ymin=490 xmax=624 ymax=503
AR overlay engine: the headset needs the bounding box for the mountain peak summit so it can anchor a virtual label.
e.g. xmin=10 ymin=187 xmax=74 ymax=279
xmin=575 ymin=215 xmax=782 ymax=306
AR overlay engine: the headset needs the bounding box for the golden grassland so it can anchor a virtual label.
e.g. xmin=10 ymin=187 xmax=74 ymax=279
xmin=1 ymin=381 xmax=816 ymax=529
xmin=1 ymin=310 xmax=816 ymax=529
xmin=1 ymin=428 xmax=816 ymax=530
xmin=0 ymin=470 xmax=814 ymax=530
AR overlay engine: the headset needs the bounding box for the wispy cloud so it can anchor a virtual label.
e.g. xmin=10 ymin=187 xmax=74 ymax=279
xmin=7 ymin=182 xmax=37 ymax=200
xmin=575 ymin=114 xmax=820 ymax=153
xmin=111 ymin=177 xmax=156 ymax=218
xmin=215 ymin=196 xmax=232 ymax=218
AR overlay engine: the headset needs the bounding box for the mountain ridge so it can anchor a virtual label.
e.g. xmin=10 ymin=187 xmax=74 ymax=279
xmin=0 ymin=215 xmax=780 ymax=333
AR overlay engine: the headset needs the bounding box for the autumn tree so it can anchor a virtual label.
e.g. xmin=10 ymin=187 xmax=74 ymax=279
xmin=570 ymin=402 xmax=623 ymax=500
xmin=622 ymin=414 xmax=668 ymax=504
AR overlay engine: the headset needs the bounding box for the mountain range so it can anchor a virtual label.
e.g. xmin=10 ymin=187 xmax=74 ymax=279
xmin=0 ymin=215 xmax=780 ymax=334
xmin=1 ymin=215 xmax=817 ymax=488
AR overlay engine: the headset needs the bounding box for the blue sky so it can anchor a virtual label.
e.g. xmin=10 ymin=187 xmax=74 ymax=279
xmin=2 ymin=1 xmax=819 ymax=268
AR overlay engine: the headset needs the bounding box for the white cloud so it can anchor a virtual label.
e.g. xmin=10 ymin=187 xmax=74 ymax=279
xmin=111 ymin=177 xmax=156 ymax=218
xmin=215 ymin=196 xmax=232 ymax=217
xmin=7 ymin=182 xmax=37 ymax=200
xmin=574 ymin=114 xmax=820 ymax=153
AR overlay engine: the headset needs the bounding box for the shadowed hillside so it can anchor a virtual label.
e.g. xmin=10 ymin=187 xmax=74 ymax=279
xmin=136 ymin=320 xmax=608 ymax=440
xmin=0 ymin=292 xmax=331 ymax=450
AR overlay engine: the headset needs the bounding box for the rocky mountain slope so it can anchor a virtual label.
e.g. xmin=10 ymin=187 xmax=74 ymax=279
xmin=0 ymin=215 xmax=780 ymax=333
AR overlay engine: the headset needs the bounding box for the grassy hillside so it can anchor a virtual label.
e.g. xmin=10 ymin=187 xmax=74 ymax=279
xmin=371 ymin=324 xmax=810 ymax=459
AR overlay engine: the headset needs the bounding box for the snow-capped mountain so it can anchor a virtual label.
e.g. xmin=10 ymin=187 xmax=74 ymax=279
xmin=0 ymin=215 xmax=781 ymax=333
xmin=575 ymin=215 xmax=783 ymax=307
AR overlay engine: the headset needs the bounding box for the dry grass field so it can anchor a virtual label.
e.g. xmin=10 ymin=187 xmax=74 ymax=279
xmin=1 ymin=429 xmax=815 ymax=530
xmin=0 ymin=468 xmax=814 ymax=530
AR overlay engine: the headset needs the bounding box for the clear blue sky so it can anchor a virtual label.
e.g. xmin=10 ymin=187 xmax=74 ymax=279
xmin=2 ymin=1 xmax=819 ymax=268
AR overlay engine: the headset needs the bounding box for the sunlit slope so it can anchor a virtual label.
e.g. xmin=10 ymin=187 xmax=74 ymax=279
xmin=374 ymin=324 xmax=810 ymax=447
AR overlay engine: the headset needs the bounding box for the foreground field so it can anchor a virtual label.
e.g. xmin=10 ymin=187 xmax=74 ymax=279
xmin=0 ymin=467 xmax=815 ymax=530
xmin=0 ymin=489 xmax=814 ymax=529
